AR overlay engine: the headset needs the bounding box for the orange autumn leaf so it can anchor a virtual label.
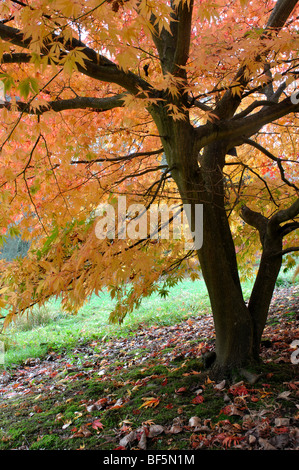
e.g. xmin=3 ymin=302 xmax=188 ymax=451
xmin=139 ymin=397 xmax=160 ymax=409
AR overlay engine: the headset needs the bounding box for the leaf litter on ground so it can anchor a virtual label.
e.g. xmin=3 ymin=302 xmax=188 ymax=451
xmin=0 ymin=284 xmax=298 ymax=450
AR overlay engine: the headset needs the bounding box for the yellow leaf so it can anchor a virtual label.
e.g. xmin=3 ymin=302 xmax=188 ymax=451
xmin=139 ymin=397 xmax=160 ymax=409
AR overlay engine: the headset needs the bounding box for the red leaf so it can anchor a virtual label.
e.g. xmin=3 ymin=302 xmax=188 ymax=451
xmin=251 ymin=396 xmax=259 ymax=402
xmin=92 ymin=419 xmax=104 ymax=430
xmin=192 ymin=395 xmax=204 ymax=404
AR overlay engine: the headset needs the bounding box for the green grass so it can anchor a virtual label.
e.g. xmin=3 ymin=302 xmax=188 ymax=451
xmin=0 ymin=266 xmax=296 ymax=368
xmin=1 ymin=278 xmax=211 ymax=367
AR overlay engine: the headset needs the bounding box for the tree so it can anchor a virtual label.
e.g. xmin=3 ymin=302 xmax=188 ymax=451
xmin=0 ymin=0 xmax=298 ymax=375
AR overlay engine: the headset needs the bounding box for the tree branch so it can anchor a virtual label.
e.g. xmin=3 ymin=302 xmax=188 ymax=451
xmin=214 ymin=0 xmax=299 ymax=119
xmin=270 ymin=246 xmax=299 ymax=257
xmin=243 ymin=137 xmax=299 ymax=191
xmin=229 ymin=96 xmax=299 ymax=142
xmin=195 ymin=95 xmax=299 ymax=150
xmin=173 ymin=0 xmax=194 ymax=76
xmin=0 ymin=23 xmax=152 ymax=96
xmin=269 ymin=198 xmax=299 ymax=230
xmin=280 ymin=221 xmax=299 ymax=236
xmin=0 ymin=52 xmax=32 ymax=64
xmin=232 ymin=101 xmax=276 ymax=120
xmin=0 ymin=94 xmax=127 ymax=114
xmin=71 ymin=148 xmax=164 ymax=165
xmin=240 ymin=205 xmax=268 ymax=244
xmin=267 ymin=0 xmax=299 ymax=29
xmin=148 ymin=0 xmax=193 ymax=78
xmin=279 ymin=246 xmax=299 ymax=255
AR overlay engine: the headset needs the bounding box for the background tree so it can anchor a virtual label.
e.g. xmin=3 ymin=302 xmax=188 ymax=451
xmin=0 ymin=0 xmax=298 ymax=375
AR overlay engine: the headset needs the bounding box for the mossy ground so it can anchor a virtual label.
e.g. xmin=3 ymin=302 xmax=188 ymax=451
xmin=0 ymin=348 xmax=298 ymax=450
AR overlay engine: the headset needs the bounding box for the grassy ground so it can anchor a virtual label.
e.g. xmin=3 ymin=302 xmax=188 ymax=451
xmin=0 ymin=270 xmax=298 ymax=451
xmin=2 ymin=277 xmax=214 ymax=367
xmin=1 ymin=269 xmax=294 ymax=368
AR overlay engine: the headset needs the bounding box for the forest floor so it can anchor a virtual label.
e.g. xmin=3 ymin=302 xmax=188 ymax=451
xmin=0 ymin=284 xmax=298 ymax=452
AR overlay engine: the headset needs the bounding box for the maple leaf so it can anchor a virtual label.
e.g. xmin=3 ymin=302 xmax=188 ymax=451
xmin=91 ymin=419 xmax=104 ymax=430
xmin=191 ymin=395 xmax=204 ymax=404
xmin=139 ymin=397 xmax=160 ymax=409
xmin=222 ymin=435 xmax=245 ymax=448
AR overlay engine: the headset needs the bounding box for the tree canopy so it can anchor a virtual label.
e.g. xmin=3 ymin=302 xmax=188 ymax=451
xmin=0 ymin=0 xmax=298 ymax=371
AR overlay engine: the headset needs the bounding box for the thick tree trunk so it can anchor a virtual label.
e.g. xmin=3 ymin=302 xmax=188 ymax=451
xmin=151 ymin=110 xmax=283 ymax=376
xmin=197 ymin=204 xmax=254 ymax=372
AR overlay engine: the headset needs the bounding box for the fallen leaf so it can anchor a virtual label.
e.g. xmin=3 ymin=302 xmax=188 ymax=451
xmin=139 ymin=397 xmax=160 ymax=409
xmin=138 ymin=429 xmax=147 ymax=450
xmin=258 ymin=437 xmax=277 ymax=450
xmin=148 ymin=424 xmax=164 ymax=437
xmin=119 ymin=431 xmax=137 ymax=447
xmin=175 ymin=387 xmax=187 ymax=394
xmin=168 ymin=424 xmax=183 ymax=434
xmin=73 ymin=424 xmax=92 ymax=438
xmin=222 ymin=435 xmax=244 ymax=448
xmin=220 ymin=404 xmax=244 ymax=417
xmin=92 ymin=419 xmax=104 ymax=430
xmin=189 ymin=416 xmax=201 ymax=427
xmin=277 ymin=391 xmax=291 ymax=399
xmin=274 ymin=418 xmax=290 ymax=427
xmin=33 ymin=405 xmax=42 ymax=413
xmin=214 ymin=380 xmax=226 ymax=390
xmin=62 ymin=420 xmax=72 ymax=429
xmin=192 ymin=395 xmax=204 ymax=404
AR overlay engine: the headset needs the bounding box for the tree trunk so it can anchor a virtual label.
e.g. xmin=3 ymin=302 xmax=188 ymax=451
xmin=197 ymin=204 xmax=255 ymax=373
xmin=248 ymin=226 xmax=283 ymax=359
xmin=151 ymin=110 xmax=282 ymax=376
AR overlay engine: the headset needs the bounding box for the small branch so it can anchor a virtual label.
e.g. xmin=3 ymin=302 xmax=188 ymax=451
xmin=232 ymin=101 xmax=276 ymax=120
xmin=71 ymin=148 xmax=164 ymax=165
xmin=243 ymin=138 xmax=299 ymax=191
xmin=280 ymin=246 xmax=299 ymax=255
xmin=280 ymin=221 xmax=299 ymax=236
xmin=270 ymin=246 xmax=299 ymax=257
xmin=240 ymin=205 xmax=268 ymax=244
xmin=187 ymin=95 xmax=212 ymax=112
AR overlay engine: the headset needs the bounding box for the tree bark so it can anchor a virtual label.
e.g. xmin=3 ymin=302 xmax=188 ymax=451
xmin=152 ymin=110 xmax=291 ymax=375
xmin=152 ymin=112 xmax=257 ymax=374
